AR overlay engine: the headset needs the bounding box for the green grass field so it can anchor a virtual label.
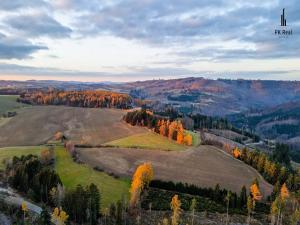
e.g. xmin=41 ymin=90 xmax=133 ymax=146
xmin=55 ymin=145 xmax=130 ymax=208
xmin=105 ymin=132 xmax=187 ymax=151
xmin=0 ymin=95 xmax=26 ymax=115
xmin=0 ymin=145 xmax=130 ymax=208
xmin=0 ymin=146 xmax=43 ymax=170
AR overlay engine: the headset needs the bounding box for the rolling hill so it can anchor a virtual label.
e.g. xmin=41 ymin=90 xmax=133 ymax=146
xmin=121 ymin=78 xmax=300 ymax=116
xmin=77 ymin=145 xmax=273 ymax=196
xmin=0 ymin=105 xmax=146 ymax=147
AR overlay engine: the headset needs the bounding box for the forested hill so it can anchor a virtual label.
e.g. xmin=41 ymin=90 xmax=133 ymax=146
xmin=3 ymin=78 xmax=300 ymax=115
xmin=18 ymin=90 xmax=132 ymax=109
xmin=229 ymin=101 xmax=300 ymax=149
xmin=122 ymin=78 xmax=300 ymax=116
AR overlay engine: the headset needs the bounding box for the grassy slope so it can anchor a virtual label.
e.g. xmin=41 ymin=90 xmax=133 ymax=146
xmin=0 ymin=145 xmax=130 ymax=208
xmin=0 ymin=146 xmax=43 ymax=170
xmin=0 ymin=95 xmax=26 ymax=115
xmin=105 ymin=132 xmax=186 ymax=151
xmin=55 ymin=145 xmax=130 ymax=208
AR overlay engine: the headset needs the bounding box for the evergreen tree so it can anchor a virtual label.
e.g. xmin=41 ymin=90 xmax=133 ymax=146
xmin=239 ymin=186 xmax=247 ymax=208
xmin=88 ymin=183 xmax=101 ymax=225
xmin=116 ymin=200 xmax=123 ymax=225
xmin=39 ymin=205 xmax=51 ymax=225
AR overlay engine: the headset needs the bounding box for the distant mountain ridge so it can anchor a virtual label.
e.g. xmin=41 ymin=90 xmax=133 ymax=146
xmin=2 ymin=77 xmax=300 ymax=116
xmin=121 ymin=77 xmax=300 ymax=116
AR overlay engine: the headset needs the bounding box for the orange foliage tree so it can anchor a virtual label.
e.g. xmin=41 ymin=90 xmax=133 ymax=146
xmin=184 ymin=133 xmax=193 ymax=146
xmin=232 ymin=147 xmax=241 ymax=159
xmin=19 ymin=90 xmax=132 ymax=109
xmin=129 ymin=162 xmax=154 ymax=210
xmin=170 ymin=195 xmax=182 ymax=225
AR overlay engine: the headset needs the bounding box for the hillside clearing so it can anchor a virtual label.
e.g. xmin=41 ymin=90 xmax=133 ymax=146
xmin=55 ymin=145 xmax=130 ymax=208
xmin=0 ymin=145 xmax=130 ymax=208
xmin=105 ymin=132 xmax=187 ymax=151
xmin=0 ymin=95 xmax=26 ymax=115
xmin=77 ymin=145 xmax=273 ymax=196
xmin=0 ymin=106 xmax=146 ymax=147
xmin=0 ymin=146 xmax=43 ymax=170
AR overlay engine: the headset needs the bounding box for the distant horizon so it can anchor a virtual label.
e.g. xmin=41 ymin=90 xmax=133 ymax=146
xmin=2 ymin=74 xmax=300 ymax=84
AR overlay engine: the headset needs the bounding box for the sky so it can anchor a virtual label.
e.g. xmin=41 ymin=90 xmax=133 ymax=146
xmin=0 ymin=0 xmax=299 ymax=82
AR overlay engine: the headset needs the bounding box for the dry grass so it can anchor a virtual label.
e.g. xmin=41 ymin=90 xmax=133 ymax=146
xmin=0 ymin=106 xmax=146 ymax=147
xmin=105 ymin=132 xmax=186 ymax=151
xmin=77 ymin=145 xmax=273 ymax=196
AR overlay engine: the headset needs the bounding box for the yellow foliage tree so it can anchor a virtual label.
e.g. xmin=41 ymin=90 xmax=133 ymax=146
xmin=170 ymin=195 xmax=182 ymax=225
xmin=129 ymin=162 xmax=154 ymax=209
xmin=21 ymin=201 xmax=28 ymax=221
xmin=160 ymin=120 xmax=167 ymax=136
xmin=184 ymin=133 xmax=193 ymax=146
xmin=51 ymin=207 xmax=69 ymax=225
xmin=250 ymin=183 xmax=262 ymax=201
xmin=280 ymin=183 xmax=289 ymax=200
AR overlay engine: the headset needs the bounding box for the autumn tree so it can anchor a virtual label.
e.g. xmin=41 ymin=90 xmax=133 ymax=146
xmin=250 ymin=182 xmax=262 ymax=202
xmin=51 ymin=207 xmax=69 ymax=225
xmin=20 ymin=90 xmax=132 ymax=109
xmin=273 ymin=183 xmax=290 ymax=225
xmin=170 ymin=195 xmax=182 ymax=225
xmin=21 ymin=201 xmax=28 ymax=222
xmin=248 ymin=180 xmax=262 ymax=224
xmin=232 ymin=147 xmax=241 ymax=159
xmin=129 ymin=162 xmax=154 ymax=210
xmin=184 ymin=133 xmax=193 ymax=146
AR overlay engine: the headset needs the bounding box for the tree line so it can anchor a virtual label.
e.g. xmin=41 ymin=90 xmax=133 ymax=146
xmin=148 ymin=180 xmax=259 ymax=213
xmin=231 ymin=146 xmax=300 ymax=198
xmin=190 ymin=114 xmax=260 ymax=141
xmin=18 ymin=90 xmax=132 ymax=109
xmin=124 ymin=109 xmax=193 ymax=145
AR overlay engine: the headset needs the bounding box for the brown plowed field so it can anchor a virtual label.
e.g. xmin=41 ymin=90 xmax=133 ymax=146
xmin=77 ymin=145 xmax=273 ymax=196
xmin=0 ymin=106 xmax=146 ymax=147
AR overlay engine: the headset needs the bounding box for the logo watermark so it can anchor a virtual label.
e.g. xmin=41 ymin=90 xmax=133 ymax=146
xmin=275 ymin=8 xmax=292 ymax=37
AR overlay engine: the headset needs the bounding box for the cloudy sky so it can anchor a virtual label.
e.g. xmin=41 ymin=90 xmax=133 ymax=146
xmin=0 ymin=0 xmax=299 ymax=82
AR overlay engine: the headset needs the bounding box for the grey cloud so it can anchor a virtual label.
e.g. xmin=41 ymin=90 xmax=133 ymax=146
xmin=0 ymin=0 xmax=46 ymax=11
xmin=5 ymin=14 xmax=72 ymax=38
xmin=0 ymin=33 xmax=47 ymax=59
xmin=72 ymin=0 xmax=300 ymax=61
xmin=1 ymin=0 xmax=300 ymax=62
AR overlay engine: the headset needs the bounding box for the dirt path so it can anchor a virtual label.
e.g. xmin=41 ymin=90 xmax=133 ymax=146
xmin=77 ymin=145 xmax=273 ymax=196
